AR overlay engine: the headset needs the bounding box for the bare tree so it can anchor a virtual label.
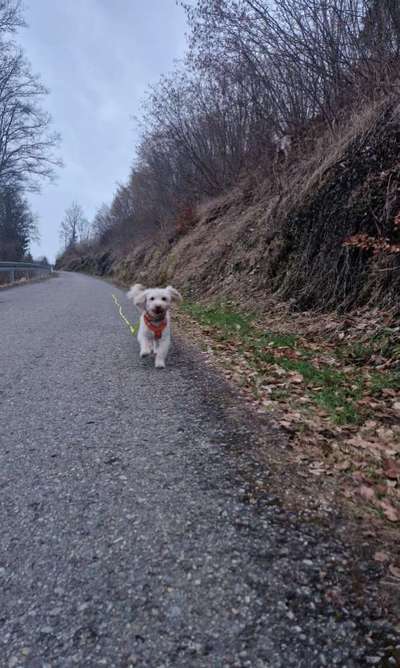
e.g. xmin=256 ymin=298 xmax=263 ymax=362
xmin=183 ymin=0 xmax=400 ymax=133
xmin=0 ymin=1 xmax=61 ymax=191
xmin=77 ymin=214 xmax=90 ymax=242
xmin=91 ymin=203 xmax=112 ymax=240
xmin=81 ymin=0 xmax=400 ymax=257
xmin=0 ymin=50 xmax=61 ymax=191
xmin=0 ymin=0 xmax=24 ymax=35
xmin=59 ymin=202 xmax=86 ymax=250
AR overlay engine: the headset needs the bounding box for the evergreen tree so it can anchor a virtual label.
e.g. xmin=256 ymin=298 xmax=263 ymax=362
xmin=0 ymin=187 xmax=37 ymax=260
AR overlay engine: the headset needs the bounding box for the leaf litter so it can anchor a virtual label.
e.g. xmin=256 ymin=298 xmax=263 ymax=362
xmin=178 ymin=301 xmax=400 ymax=579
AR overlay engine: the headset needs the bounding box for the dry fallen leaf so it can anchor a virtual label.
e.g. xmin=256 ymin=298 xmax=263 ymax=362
xmin=382 ymin=458 xmax=400 ymax=480
xmin=279 ymin=420 xmax=297 ymax=433
xmin=336 ymin=460 xmax=351 ymax=471
xmin=289 ymin=372 xmax=304 ymax=384
xmin=376 ymin=427 xmax=396 ymax=443
xmin=379 ymin=500 xmax=400 ymax=523
xmin=373 ymin=551 xmax=390 ymax=563
xmin=348 ymin=436 xmax=375 ymax=450
xmin=388 ymin=564 xmax=400 ymax=579
xmin=359 ymin=485 xmax=375 ymax=501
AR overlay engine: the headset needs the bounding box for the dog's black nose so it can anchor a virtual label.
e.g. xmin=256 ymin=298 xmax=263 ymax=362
xmin=154 ymin=306 xmax=164 ymax=314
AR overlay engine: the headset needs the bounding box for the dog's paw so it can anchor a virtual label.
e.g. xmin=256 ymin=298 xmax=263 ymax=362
xmin=140 ymin=351 xmax=151 ymax=358
xmin=155 ymin=360 xmax=166 ymax=369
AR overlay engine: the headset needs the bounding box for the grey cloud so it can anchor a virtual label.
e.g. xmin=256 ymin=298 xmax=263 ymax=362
xmin=19 ymin=0 xmax=188 ymax=261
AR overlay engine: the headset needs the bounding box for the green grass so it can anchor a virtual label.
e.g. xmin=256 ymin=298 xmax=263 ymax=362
xmin=182 ymin=302 xmax=254 ymax=336
xmin=182 ymin=301 xmax=399 ymax=426
xmin=311 ymin=387 xmax=363 ymax=425
xmin=369 ymin=370 xmax=400 ymax=396
xmin=251 ymin=331 xmax=298 ymax=349
xmin=182 ymin=302 xmax=297 ymax=348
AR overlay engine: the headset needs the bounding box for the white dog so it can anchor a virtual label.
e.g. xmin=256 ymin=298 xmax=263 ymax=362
xmin=127 ymin=284 xmax=182 ymax=368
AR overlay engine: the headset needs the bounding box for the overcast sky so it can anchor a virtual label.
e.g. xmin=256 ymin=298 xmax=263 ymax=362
xmin=18 ymin=1 xmax=189 ymax=262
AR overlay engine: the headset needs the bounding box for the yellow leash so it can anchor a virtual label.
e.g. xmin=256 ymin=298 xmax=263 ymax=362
xmin=112 ymin=293 xmax=139 ymax=336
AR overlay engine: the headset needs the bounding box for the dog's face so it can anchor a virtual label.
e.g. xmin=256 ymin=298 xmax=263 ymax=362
xmin=129 ymin=284 xmax=182 ymax=318
xmin=144 ymin=288 xmax=173 ymax=319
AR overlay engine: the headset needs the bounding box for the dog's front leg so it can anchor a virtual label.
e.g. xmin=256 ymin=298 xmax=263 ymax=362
xmin=154 ymin=335 xmax=170 ymax=369
xmin=140 ymin=343 xmax=152 ymax=358
xmin=138 ymin=327 xmax=152 ymax=357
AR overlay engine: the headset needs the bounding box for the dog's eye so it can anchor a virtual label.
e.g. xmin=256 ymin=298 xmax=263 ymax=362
xmin=150 ymin=297 xmax=155 ymax=301
xmin=162 ymin=297 xmax=167 ymax=301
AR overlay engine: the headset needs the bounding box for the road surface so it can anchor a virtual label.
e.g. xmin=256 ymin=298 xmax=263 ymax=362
xmin=0 ymin=273 xmax=396 ymax=667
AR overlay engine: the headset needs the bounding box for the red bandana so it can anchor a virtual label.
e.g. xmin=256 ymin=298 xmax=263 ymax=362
xmin=144 ymin=313 xmax=167 ymax=339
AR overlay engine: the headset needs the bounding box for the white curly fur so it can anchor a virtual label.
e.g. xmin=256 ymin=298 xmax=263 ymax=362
xmin=127 ymin=284 xmax=182 ymax=368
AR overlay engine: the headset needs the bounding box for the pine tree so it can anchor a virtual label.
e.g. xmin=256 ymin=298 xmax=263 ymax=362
xmin=0 ymin=187 xmax=36 ymax=260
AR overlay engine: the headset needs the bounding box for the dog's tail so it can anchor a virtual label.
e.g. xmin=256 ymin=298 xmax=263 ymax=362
xmin=127 ymin=283 xmax=145 ymax=302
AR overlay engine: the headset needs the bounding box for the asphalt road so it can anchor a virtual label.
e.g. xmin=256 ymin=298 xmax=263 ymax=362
xmin=0 ymin=272 xmax=397 ymax=667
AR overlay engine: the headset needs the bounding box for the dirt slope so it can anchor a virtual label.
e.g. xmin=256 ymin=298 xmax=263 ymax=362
xmin=59 ymin=98 xmax=400 ymax=312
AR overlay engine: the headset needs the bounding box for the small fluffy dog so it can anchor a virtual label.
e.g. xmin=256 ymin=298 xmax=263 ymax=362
xmin=127 ymin=284 xmax=182 ymax=368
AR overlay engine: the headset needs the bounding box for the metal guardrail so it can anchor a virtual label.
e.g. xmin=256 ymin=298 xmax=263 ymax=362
xmin=0 ymin=261 xmax=53 ymax=284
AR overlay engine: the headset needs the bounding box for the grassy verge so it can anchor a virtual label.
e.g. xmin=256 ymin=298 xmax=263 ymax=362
xmin=179 ymin=301 xmax=400 ymax=526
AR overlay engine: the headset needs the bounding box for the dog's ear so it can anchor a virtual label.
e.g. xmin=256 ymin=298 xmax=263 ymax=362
xmin=127 ymin=283 xmax=145 ymax=300
xmin=166 ymin=286 xmax=182 ymax=303
xmin=127 ymin=284 xmax=147 ymax=310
